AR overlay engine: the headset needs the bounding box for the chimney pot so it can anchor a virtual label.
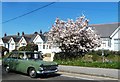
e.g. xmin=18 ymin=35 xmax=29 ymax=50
xmin=17 ymin=32 xmax=20 ymax=36
xmin=4 ymin=33 xmax=7 ymax=37
xmin=22 ymin=32 xmax=24 ymax=36
xmin=40 ymin=30 xmax=42 ymax=35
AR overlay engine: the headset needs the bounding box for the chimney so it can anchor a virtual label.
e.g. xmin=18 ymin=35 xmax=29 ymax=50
xmin=22 ymin=32 xmax=24 ymax=36
xmin=17 ymin=32 xmax=20 ymax=36
xmin=34 ymin=32 xmax=38 ymax=34
xmin=4 ymin=33 xmax=7 ymax=37
xmin=40 ymin=30 xmax=42 ymax=35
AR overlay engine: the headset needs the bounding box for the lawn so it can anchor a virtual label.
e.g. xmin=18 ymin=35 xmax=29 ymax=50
xmin=54 ymin=59 xmax=120 ymax=69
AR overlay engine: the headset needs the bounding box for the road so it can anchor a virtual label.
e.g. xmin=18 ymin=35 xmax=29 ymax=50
xmin=0 ymin=65 xmax=118 ymax=82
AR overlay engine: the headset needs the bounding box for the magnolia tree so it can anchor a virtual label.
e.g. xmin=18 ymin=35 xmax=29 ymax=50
xmin=47 ymin=15 xmax=101 ymax=54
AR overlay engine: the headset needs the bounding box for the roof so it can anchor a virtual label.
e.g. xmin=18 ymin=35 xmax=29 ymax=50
xmin=40 ymin=34 xmax=48 ymax=43
xmin=23 ymin=34 xmax=36 ymax=43
xmin=2 ymin=36 xmax=13 ymax=43
xmin=12 ymin=36 xmax=22 ymax=43
xmin=2 ymin=35 xmax=22 ymax=43
xmin=2 ymin=33 xmax=48 ymax=44
xmin=90 ymin=22 xmax=120 ymax=38
xmin=29 ymin=34 xmax=48 ymax=43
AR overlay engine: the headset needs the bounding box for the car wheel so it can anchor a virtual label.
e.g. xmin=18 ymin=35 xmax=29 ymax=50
xmin=5 ymin=66 xmax=10 ymax=73
xmin=29 ymin=68 xmax=37 ymax=78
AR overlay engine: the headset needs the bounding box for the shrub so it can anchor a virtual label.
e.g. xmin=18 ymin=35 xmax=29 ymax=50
xmin=54 ymin=52 xmax=83 ymax=60
xmin=0 ymin=46 xmax=9 ymax=57
xmin=19 ymin=43 xmax=38 ymax=51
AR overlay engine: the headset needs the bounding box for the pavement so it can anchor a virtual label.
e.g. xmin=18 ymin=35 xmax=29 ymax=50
xmin=58 ymin=65 xmax=120 ymax=79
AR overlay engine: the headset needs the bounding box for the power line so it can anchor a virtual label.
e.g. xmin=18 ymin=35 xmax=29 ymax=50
xmin=2 ymin=2 xmax=55 ymax=24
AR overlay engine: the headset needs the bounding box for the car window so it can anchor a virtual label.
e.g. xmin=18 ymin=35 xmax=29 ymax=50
xmin=18 ymin=53 xmax=24 ymax=60
xmin=26 ymin=52 xmax=42 ymax=60
xmin=12 ymin=53 xmax=18 ymax=59
xmin=8 ymin=53 xmax=13 ymax=58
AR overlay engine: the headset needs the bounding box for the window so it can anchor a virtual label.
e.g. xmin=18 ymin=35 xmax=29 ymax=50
xmin=11 ymin=43 xmax=14 ymax=49
xmin=102 ymin=43 xmax=106 ymax=47
xmin=11 ymin=43 xmax=14 ymax=45
xmin=114 ymin=39 xmax=120 ymax=43
xmin=21 ymin=43 xmax=26 ymax=45
xmin=49 ymin=46 xmax=51 ymax=49
xmin=39 ymin=45 xmax=42 ymax=49
xmin=18 ymin=53 xmax=24 ymax=59
xmin=36 ymin=42 xmax=42 ymax=45
xmin=10 ymin=53 xmax=18 ymax=59
xmin=46 ymin=45 xmax=48 ymax=49
xmin=114 ymin=39 xmax=120 ymax=50
xmin=43 ymin=45 xmax=45 ymax=49
xmin=108 ymin=40 xmax=111 ymax=47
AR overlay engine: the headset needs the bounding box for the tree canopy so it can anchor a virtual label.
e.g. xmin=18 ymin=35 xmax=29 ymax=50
xmin=47 ymin=15 xmax=101 ymax=54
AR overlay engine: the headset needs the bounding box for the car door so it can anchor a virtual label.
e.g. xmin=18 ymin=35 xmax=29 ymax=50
xmin=7 ymin=52 xmax=18 ymax=71
xmin=15 ymin=52 xmax=27 ymax=73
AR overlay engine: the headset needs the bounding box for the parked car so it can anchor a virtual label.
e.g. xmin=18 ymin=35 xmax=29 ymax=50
xmin=2 ymin=51 xmax=58 ymax=78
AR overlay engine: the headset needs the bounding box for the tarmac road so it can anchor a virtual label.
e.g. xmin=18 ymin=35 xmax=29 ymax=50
xmin=1 ymin=65 xmax=118 ymax=82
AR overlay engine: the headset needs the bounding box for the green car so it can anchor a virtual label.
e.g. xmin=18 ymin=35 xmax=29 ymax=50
xmin=2 ymin=51 xmax=58 ymax=78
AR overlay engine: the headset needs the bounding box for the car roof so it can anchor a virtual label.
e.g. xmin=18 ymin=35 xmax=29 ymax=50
xmin=11 ymin=51 xmax=41 ymax=54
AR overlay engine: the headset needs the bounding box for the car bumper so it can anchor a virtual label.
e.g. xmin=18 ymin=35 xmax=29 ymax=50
xmin=37 ymin=69 xmax=58 ymax=74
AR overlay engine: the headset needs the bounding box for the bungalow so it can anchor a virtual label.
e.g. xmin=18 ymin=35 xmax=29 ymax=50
xmin=91 ymin=22 xmax=120 ymax=51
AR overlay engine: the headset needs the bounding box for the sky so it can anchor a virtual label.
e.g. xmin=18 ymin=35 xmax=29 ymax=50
xmin=2 ymin=2 xmax=118 ymax=37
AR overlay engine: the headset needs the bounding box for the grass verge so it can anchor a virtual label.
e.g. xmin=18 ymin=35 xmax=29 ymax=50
xmin=54 ymin=59 xmax=120 ymax=69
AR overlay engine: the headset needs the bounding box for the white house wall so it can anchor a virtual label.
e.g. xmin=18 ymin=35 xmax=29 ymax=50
xmin=33 ymin=35 xmax=44 ymax=52
xmin=33 ymin=35 xmax=53 ymax=54
xmin=95 ymin=38 xmax=111 ymax=50
xmin=0 ymin=38 xmax=4 ymax=47
xmin=42 ymin=43 xmax=52 ymax=54
xmin=18 ymin=37 xmax=27 ymax=48
xmin=111 ymin=28 xmax=120 ymax=51
xmin=96 ymin=26 xmax=120 ymax=51
xmin=8 ymin=38 xmax=15 ymax=52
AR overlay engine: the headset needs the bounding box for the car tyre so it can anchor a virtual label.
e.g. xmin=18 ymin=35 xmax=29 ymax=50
xmin=29 ymin=68 xmax=37 ymax=78
xmin=5 ymin=65 xmax=10 ymax=73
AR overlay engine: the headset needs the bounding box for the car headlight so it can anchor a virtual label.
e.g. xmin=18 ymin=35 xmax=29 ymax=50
xmin=39 ymin=67 xmax=43 ymax=70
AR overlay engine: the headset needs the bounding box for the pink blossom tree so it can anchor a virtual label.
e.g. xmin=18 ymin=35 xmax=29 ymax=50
xmin=47 ymin=15 xmax=101 ymax=54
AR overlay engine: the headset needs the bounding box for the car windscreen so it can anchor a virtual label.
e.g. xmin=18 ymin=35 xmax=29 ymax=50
xmin=25 ymin=52 xmax=42 ymax=60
